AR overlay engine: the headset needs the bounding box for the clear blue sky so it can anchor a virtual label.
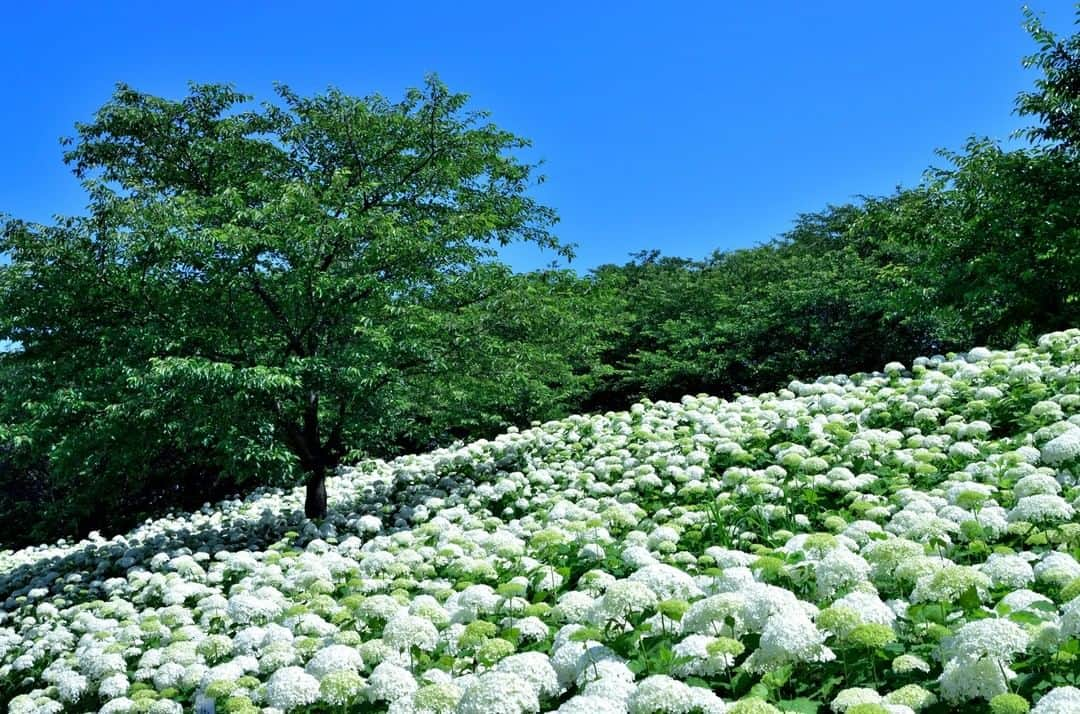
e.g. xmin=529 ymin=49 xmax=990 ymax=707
xmin=2 ymin=1 xmax=1077 ymax=272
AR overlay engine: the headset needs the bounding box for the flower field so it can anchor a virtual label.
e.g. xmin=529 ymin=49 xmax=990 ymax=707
xmin=4 ymin=332 xmax=1080 ymax=714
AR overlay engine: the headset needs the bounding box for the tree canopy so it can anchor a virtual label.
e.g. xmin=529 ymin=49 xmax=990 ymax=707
xmin=0 ymin=76 xmax=579 ymax=525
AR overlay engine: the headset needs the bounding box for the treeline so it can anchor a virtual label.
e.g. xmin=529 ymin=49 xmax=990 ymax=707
xmin=588 ymin=136 xmax=1080 ymax=409
xmin=2 ymin=7 xmax=1079 ymax=547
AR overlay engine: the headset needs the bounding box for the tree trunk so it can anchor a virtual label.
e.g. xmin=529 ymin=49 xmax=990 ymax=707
xmin=304 ymin=465 xmax=328 ymax=519
xmin=299 ymin=390 xmax=329 ymax=520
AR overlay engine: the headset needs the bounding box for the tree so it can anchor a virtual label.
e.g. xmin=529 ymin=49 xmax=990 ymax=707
xmin=0 ymin=76 xmax=566 ymax=522
xmin=918 ymin=139 xmax=1080 ymax=347
xmin=393 ymin=265 xmax=615 ymax=450
xmin=1016 ymin=5 xmax=1080 ymax=153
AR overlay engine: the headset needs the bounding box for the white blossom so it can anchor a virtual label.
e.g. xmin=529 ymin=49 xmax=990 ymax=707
xmin=265 ymin=666 xmax=320 ymax=711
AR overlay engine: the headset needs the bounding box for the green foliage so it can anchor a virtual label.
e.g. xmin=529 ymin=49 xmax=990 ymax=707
xmin=1016 ymin=4 xmax=1080 ymax=153
xmin=587 ymin=138 xmax=1080 ymax=408
xmin=0 ymin=76 xmax=594 ymax=541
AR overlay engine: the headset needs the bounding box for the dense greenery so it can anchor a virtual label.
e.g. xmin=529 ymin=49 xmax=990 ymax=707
xmin=0 ymin=78 xmax=596 ymax=537
xmin=587 ymin=131 xmax=1080 ymax=410
xmin=2 ymin=7 xmax=1080 ymax=547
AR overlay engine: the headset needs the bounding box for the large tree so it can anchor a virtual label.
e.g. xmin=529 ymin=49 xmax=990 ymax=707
xmin=0 ymin=77 xmax=567 ymax=522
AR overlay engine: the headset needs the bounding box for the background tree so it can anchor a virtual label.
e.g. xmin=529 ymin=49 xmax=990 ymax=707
xmin=916 ymin=139 xmax=1080 ymax=347
xmin=1016 ymin=4 xmax=1080 ymax=154
xmin=0 ymin=76 xmax=568 ymax=523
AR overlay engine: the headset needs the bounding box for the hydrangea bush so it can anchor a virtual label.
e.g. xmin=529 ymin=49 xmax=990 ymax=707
xmin=4 ymin=330 xmax=1080 ymax=713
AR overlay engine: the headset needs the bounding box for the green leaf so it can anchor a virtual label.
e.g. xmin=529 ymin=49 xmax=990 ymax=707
xmin=959 ymin=585 xmax=982 ymax=612
xmin=778 ymin=698 xmax=821 ymax=714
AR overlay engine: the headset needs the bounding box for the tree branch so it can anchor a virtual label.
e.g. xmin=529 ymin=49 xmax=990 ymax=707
xmin=244 ymin=264 xmax=306 ymax=357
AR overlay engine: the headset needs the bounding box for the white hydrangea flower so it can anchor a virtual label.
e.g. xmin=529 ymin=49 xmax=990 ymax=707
xmin=513 ymin=616 xmax=550 ymax=642
xmin=910 ymin=565 xmax=989 ymax=604
xmin=814 ymin=547 xmax=871 ymax=599
xmin=1009 ymin=494 xmax=1076 ymax=524
xmin=199 ymin=659 xmax=250 ymax=689
xmin=938 ymin=656 xmax=1013 ymax=703
xmin=583 ymin=673 xmax=637 ymax=705
xmin=54 ymin=670 xmax=88 ymax=703
xmin=891 ymin=654 xmax=930 ymax=674
xmin=1036 ymin=552 xmax=1080 ymax=586
xmin=557 ymin=695 xmax=627 ymax=714
xmin=1041 ymin=430 xmax=1080 ymax=464
xmin=227 ymin=589 xmax=285 ymax=624
xmin=457 ymin=671 xmax=540 ymax=714
xmin=383 ymin=613 xmax=439 ymax=652
xmin=627 ymin=564 xmax=703 ymax=601
xmin=305 ymin=644 xmax=363 ymax=678
xmin=265 ymin=666 xmax=320 ymax=710
xmin=98 ymin=672 xmax=130 ymax=699
xmin=1000 ymin=588 xmax=1056 ymax=616
xmin=739 ymin=583 xmax=811 ymax=632
xmin=357 ymin=514 xmax=383 ymax=533
xmin=1013 ymin=473 xmax=1062 ymax=499
xmin=575 ymin=658 xmax=636 ymax=691
xmin=1033 ymin=686 xmax=1080 ymax=714
xmin=550 ymin=639 xmax=621 ymax=687
xmin=80 ymin=648 xmax=127 ymax=679
xmin=553 ymin=591 xmax=596 ymax=623
xmin=671 ymin=634 xmax=737 ymax=676
xmin=1060 ymin=596 xmax=1080 ymax=640
xmin=681 ymin=592 xmax=746 ymax=636
xmin=979 ymin=553 xmax=1035 ymax=588
xmin=98 ymin=695 xmax=135 ymax=712
xmin=388 ymin=681 xmax=460 ymax=713
xmin=153 ymin=662 xmax=187 ymax=691
xmin=742 ymin=608 xmax=834 ymax=673
xmin=942 ymin=618 xmax=1030 ymax=663
xmin=147 ymin=700 xmax=183 ymax=714
xmin=621 ymin=545 xmax=660 ymax=569
xmin=590 ymin=580 xmax=658 ymax=624
xmin=494 ymin=652 xmax=560 ymax=699
xmin=832 ymin=687 xmax=882 ymax=712
xmin=259 ymin=642 xmax=300 ymax=673
xmin=320 ymin=670 xmax=367 ymax=706
xmin=367 ymin=662 xmax=418 ymax=703
xmin=627 ymin=675 xmax=725 ymax=714
xmin=828 ymin=590 xmax=896 ymax=628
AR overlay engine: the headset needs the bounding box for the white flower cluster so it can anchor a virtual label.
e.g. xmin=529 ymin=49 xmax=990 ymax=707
xmin=2 ymin=329 xmax=1080 ymax=712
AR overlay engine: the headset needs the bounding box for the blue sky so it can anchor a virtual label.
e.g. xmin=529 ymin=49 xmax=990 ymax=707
xmin=2 ymin=1 xmax=1077 ymax=272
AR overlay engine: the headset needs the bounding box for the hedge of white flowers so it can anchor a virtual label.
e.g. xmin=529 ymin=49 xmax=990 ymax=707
xmin=4 ymin=331 xmax=1080 ymax=714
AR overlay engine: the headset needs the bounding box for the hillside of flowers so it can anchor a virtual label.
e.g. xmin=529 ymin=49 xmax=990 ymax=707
xmin=4 ymin=331 xmax=1080 ymax=714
